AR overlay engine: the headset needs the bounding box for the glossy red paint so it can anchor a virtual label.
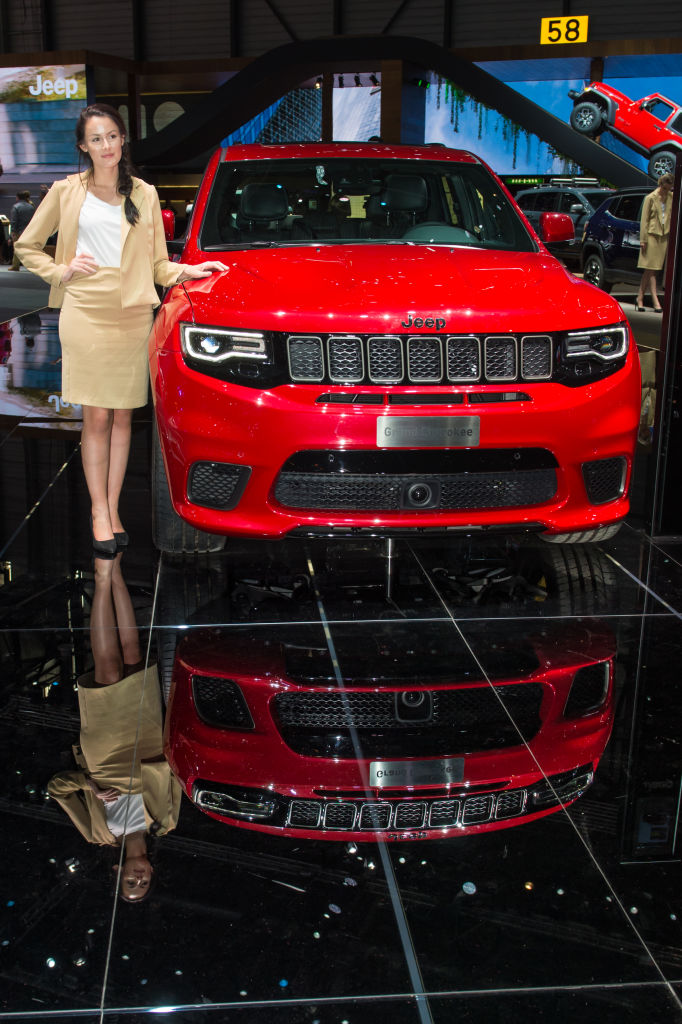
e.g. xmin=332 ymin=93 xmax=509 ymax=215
xmin=149 ymin=143 xmax=640 ymax=542
xmin=163 ymin=619 xmax=616 ymax=840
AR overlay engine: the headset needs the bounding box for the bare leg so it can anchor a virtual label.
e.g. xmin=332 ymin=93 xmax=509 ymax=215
xmin=107 ymin=408 xmax=133 ymax=535
xmin=648 ymin=272 xmax=662 ymax=310
xmin=90 ymin=556 xmax=123 ymax=685
xmin=110 ymin=555 xmax=142 ymax=668
xmin=81 ymin=405 xmax=115 ymax=542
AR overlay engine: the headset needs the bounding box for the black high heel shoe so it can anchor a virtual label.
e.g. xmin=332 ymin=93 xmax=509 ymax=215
xmin=89 ymin=517 xmax=117 ymax=557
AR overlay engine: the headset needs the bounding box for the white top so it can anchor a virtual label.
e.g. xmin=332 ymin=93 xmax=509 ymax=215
xmin=76 ymin=191 xmax=122 ymax=268
xmin=105 ymin=792 xmax=146 ymax=836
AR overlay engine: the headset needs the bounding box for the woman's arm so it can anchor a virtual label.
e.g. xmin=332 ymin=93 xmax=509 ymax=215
xmin=14 ymin=182 xmax=69 ymax=287
xmin=149 ymin=184 xmax=228 ymax=286
xmin=639 ymin=193 xmax=654 ymax=253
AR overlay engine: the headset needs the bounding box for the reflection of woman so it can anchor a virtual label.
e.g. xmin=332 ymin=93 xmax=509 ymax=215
xmin=48 ymin=554 xmax=180 ymax=902
xmin=15 ymin=104 xmax=226 ymax=556
xmin=636 ymin=174 xmax=673 ymax=312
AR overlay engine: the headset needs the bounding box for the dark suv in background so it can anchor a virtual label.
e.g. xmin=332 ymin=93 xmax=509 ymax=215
xmin=580 ymin=187 xmax=649 ymax=292
xmin=515 ymin=178 xmax=614 ymax=266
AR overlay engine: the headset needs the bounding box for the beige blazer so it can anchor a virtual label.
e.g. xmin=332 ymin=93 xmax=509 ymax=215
xmin=15 ymin=171 xmax=187 ymax=309
xmin=47 ymin=760 xmax=182 ymax=846
xmin=640 ymin=189 xmax=671 ymax=240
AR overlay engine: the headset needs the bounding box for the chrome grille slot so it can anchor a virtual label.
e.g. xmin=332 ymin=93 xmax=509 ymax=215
xmin=328 ymin=335 xmax=364 ymax=383
xmin=447 ymin=335 xmax=480 ymax=381
xmin=521 ymin=335 xmax=552 ymax=380
xmin=429 ymin=799 xmax=460 ymax=827
xmin=288 ymin=335 xmax=324 ymax=381
xmin=462 ymin=794 xmax=495 ymax=824
xmin=485 ymin=336 xmax=517 ymax=381
xmin=495 ymin=789 xmax=527 ymax=819
xmin=323 ymin=802 xmax=357 ymax=829
xmin=359 ymin=803 xmax=392 ymax=830
xmin=407 ymin=336 xmax=443 ymax=382
xmin=394 ymin=802 xmax=428 ymax=829
xmin=368 ymin=335 xmax=403 ymax=383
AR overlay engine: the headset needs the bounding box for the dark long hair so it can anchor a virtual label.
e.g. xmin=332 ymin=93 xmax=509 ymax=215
xmin=76 ymin=103 xmax=139 ymax=227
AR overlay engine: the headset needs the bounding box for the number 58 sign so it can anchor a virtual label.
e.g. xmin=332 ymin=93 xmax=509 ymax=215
xmin=540 ymin=15 xmax=588 ymax=44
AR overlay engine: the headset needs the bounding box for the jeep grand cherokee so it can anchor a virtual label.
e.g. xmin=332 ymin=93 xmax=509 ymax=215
xmin=149 ymin=143 xmax=640 ymax=551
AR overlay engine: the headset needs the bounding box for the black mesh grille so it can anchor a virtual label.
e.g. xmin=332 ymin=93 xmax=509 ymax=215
xmin=461 ymin=794 xmax=495 ymax=824
xmin=275 ymin=469 xmax=557 ymax=511
xmin=288 ymin=800 xmax=321 ymax=826
xmin=359 ymin=803 xmax=392 ymax=829
xmin=394 ymin=802 xmax=428 ymax=828
xmin=582 ymin=457 xmax=626 ymax=504
xmin=429 ymin=799 xmax=460 ymax=826
xmin=323 ymin=803 xmax=357 ymax=828
xmin=192 ymin=676 xmax=254 ymax=729
xmin=328 ymin=336 xmax=363 ymax=382
xmin=407 ymin=337 xmax=442 ymax=381
xmin=286 ymin=333 xmax=556 ymax=385
xmin=485 ymin=337 xmax=517 ymax=380
xmin=495 ymin=789 xmax=526 ymax=819
xmin=288 ymin=336 xmax=324 ymax=381
xmin=447 ymin=336 xmax=480 ymax=380
xmin=564 ymin=663 xmax=609 ymax=717
xmin=521 ymin=336 xmax=552 ymax=379
xmin=188 ymin=462 xmax=250 ymax=510
xmin=368 ymin=336 xmax=403 ymax=382
xmin=272 ymin=684 xmax=543 ymax=759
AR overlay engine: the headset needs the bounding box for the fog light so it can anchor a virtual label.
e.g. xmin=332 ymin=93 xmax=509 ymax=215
xmin=193 ymin=786 xmax=276 ymax=820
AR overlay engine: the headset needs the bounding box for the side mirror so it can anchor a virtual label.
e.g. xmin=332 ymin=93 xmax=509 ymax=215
xmin=161 ymin=207 xmax=175 ymax=242
xmin=167 ymin=237 xmax=185 ymax=255
xmin=539 ymin=211 xmax=575 ymax=243
xmin=570 ymin=203 xmax=586 ymax=214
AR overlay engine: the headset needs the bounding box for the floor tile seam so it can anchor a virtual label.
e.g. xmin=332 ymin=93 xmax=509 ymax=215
xmin=2 ymin=979 xmax=681 ymax=1019
xmin=602 ymin=549 xmax=682 ymax=619
xmin=305 ymin=554 xmax=433 ymax=1024
xmin=407 ymin=541 xmax=682 ymax=1006
xmin=0 ymin=445 xmax=80 ymax=559
xmin=98 ymin=557 xmax=165 ymax=1020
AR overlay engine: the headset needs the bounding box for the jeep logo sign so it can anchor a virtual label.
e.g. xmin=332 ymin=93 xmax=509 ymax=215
xmin=401 ymin=314 xmax=447 ymax=330
xmin=28 ymin=73 xmax=79 ymax=99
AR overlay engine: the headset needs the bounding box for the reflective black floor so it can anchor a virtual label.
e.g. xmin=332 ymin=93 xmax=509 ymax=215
xmin=1 ymin=311 xmax=681 ymax=1023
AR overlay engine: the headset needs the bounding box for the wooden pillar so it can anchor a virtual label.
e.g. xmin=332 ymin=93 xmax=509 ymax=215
xmin=380 ymin=60 xmax=403 ymax=144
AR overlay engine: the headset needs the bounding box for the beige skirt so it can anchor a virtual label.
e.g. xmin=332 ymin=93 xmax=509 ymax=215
xmin=637 ymin=233 xmax=669 ymax=271
xmin=78 ymin=664 xmax=163 ymax=791
xmin=59 ymin=267 xmax=154 ymax=408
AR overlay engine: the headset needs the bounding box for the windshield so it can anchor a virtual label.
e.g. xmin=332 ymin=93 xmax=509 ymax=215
xmin=199 ymin=158 xmax=537 ymax=253
xmin=584 ymin=190 xmax=613 ymax=208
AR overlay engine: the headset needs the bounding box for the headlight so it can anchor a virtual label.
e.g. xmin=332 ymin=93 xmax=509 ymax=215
xmin=556 ymin=322 xmax=630 ymax=385
xmin=564 ymin=326 xmax=628 ymax=362
xmin=181 ymin=324 xmax=268 ymax=363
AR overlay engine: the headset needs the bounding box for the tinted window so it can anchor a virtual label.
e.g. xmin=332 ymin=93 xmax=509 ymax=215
xmin=534 ymin=192 xmax=556 ymax=212
xmin=517 ymin=193 xmax=537 ymax=211
xmin=583 ymin=190 xmax=613 ymax=208
xmin=200 ymin=158 xmax=537 ymax=252
xmin=558 ymin=192 xmax=580 ymax=213
xmin=669 ymin=112 xmax=682 ymax=135
xmin=611 ymin=194 xmax=644 ymax=221
xmin=647 ymin=100 xmax=674 ymax=122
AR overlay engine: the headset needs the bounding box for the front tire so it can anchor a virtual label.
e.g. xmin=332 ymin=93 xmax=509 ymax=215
xmin=648 ymin=149 xmax=678 ymax=179
xmin=570 ymin=101 xmax=605 ymax=137
xmin=151 ymin=417 xmax=225 ymax=554
xmin=582 ymin=252 xmax=612 ymax=292
xmin=541 ymin=523 xmax=622 ymax=545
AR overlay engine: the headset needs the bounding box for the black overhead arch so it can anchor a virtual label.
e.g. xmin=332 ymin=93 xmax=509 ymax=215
xmin=131 ymin=34 xmax=650 ymax=186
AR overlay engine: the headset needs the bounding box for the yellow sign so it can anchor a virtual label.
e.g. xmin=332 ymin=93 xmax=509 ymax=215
xmin=540 ymin=16 xmax=588 ymax=45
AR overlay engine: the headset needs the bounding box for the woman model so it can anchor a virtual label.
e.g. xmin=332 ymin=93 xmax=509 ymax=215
xmin=636 ymin=173 xmax=674 ymax=313
xmin=48 ymin=552 xmax=181 ymax=902
xmin=16 ymin=104 xmax=227 ymax=556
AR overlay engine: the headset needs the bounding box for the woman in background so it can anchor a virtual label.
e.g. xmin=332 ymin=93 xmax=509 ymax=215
xmin=636 ymin=173 xmax=673 ymax=313
xmin=16 ymin=104 xmax=227 ymax=556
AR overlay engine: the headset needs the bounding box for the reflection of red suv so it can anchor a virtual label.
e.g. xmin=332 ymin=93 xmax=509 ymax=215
xmin=150 ymin=143 xmax=640 ymax=552
xmin=164 ymin=616 xmax=615 ymax=841
xmin=569 ymin=82 xmax=682 ymax=178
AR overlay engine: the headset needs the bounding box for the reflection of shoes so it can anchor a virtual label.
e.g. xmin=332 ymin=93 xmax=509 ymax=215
xmin=114 ymin=531 xmax=129 ymax=550
xmin=635 ymin=304 xmax=646 ymax=311
xmin=653 ymin=307 xmax=663 ymax=313
xmin=89 ymin=516 xmax=117 ymax=557
xmin=8 ymin=267 xmax=19 ymax=271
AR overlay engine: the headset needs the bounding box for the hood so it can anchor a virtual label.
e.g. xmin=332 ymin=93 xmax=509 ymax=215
xmin=181 ymin=244 xmax=625 ymax=334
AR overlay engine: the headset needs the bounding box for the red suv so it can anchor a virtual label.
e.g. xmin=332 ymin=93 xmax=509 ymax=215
xmin=569 ymin=82 xmax=682 ymax=178
xmin=150 ymin=143 xmax=640 ymax=551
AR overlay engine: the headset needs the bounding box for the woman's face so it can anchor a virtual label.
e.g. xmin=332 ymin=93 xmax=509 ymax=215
xmin=79 ymin=116 xmax=124 ymax=172
xmin=120 ymin=854 xmax=153 ymax=900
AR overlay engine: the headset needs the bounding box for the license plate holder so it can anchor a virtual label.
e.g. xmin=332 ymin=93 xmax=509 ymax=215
xmin=369 ymin=757 xmax=465 ymax=788
xmin=377 ymin=416 xmax=480 ymax=448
